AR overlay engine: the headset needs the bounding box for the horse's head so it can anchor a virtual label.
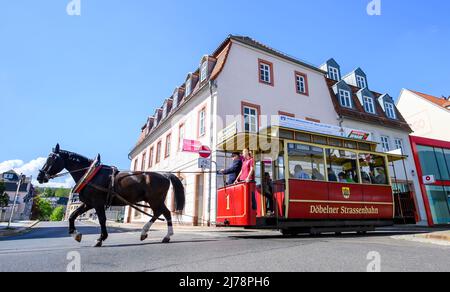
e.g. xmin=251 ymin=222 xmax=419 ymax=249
xmin=37 ymin=143 xmax=66 ymax=184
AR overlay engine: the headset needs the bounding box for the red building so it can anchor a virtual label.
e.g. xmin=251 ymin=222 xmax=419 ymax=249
xmin=410 ymin=136 xmax=450 ymax=226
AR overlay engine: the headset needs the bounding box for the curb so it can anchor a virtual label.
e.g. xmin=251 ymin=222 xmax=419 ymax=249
xmin=424 ymin=233 xmax=450 ymax=242
xmin=0 ymin=220 xmax=40 ymax=238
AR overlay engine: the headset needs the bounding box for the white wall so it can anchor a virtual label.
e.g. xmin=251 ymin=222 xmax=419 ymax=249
xmin=397 ymin=89 xmax=450 ymax=141
xmin=215 ymin=41 xmax=340 ymax=133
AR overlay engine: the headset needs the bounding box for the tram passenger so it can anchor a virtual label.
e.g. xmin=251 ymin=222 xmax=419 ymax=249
xmin=374 ymin=167 xmax=387 ymax=185
xmin=263 ymin=172 xmax=274 ymax=216
xmin=218 ymin=152 xmax=243 ymax=185
xmin=312 ymin=168 xmax=325 ymax=181
xmin=235 ymin=148 xmax=255 ymax=183
xmin=293 ymin=165 xmax=310 ymax=180
xmin=338 ymin=172 xmax=347 ymax=183
xmin=327 ymin=168 xmax=338 ymax=182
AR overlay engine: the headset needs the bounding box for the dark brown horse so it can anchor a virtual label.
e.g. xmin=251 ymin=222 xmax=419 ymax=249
xmin=37 ymin=144 xmax=185 ymax=247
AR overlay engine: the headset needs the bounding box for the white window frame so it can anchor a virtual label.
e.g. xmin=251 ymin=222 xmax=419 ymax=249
xmin=260 ymin=63 xmax=271 ymax=84
xmin=329 ymin=66 xmax=339 ymax=81
xmin=380 ymin=136 xmax=390 ymax=152
xmin=243 ymin=106 xmax=258 ymax=133
xmin=394 ymin=138 xmax=404 ymax=154
xmin=363 ymin=96 xmax=375 ymax=114
xmin=356 ymin=75 xmax=367 ymax=88
xmin=178 ymin=124 xmax=185 ymax=151
xmin=173 ymin=92 xmax=178 ymax=108
xmin=339 ymin=89 xmax=352 ymax=108
xmin=296 ymin=74 xmax=306 ymax=94
xmin=200 ymin=61 xmax=208 ymax=82
xmin=199 ymin=109 xmax=206 ymax=137
xmin=385 ymin=102 xmax=397 ymax=119
xmin=185 ymin=81 xmax=192 ymax=97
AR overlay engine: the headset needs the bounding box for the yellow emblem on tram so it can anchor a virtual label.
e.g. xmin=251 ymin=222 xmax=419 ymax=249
xmin=342 ymin=187 xmax=351 ymax=199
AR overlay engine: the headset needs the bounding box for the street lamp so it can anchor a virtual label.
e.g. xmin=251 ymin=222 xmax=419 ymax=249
xmin=7 ymin=174 xmax=26 ymax=228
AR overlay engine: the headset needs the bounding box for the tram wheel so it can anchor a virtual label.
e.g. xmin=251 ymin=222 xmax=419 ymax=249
xmin=281 ymin=229 xmax=298 ymax=237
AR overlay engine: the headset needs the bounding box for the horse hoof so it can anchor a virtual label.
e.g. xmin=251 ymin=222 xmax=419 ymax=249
xmin=162 ymin=237 xmax=171 ymax=244
xmin=140 ymin=234 xmax=148 ymax=241
xmin=94 ymin=240 xmax=103 ymax=248
xmin=73 ymin=233 xmax=83 ymax=243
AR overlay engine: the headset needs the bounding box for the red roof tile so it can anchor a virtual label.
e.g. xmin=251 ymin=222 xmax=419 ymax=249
xmin=411 ymin=90 xmax=450 ymax=109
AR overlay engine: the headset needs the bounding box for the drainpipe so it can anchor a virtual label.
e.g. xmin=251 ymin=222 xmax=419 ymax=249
xmin=207 ymin=79 xmax=218 ymax=226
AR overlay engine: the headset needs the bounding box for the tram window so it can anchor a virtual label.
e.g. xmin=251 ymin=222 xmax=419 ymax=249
xmin=277 ymin=156 xmax=285 ymax=180
xmin=358 ymin=143 xmax=372 ymax=151
xmin=329 ymin=138 xmax=343 ymax=148
xmin=326 ymin=149 xmax=359 ymax=183
xmin=288 ymin=143 xmax=326 ymax=181
xmin=344 ymin=141 xmax=357 ymax=149
xmin=295 ymin=133 xmax=311 ymax=142
xmin=359 ymin=154 xmax=388 ymax=185
xmin=313 ymin=135 xmax=327 ymax=145
xmin=280 ymin=130 xmax=294 ymax=140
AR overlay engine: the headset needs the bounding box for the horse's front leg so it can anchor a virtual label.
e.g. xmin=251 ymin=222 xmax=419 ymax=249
xmin=140 ymin=208 xmax=162 ymax=241
xmin=94 ymin=207 xmax=108 ymax=247
xmin=69 ymin=203 xmax=91 ymax=243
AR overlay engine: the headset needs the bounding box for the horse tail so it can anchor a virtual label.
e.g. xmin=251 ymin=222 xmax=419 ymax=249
xmin=168 ymin=174 xmax=185 ymax=212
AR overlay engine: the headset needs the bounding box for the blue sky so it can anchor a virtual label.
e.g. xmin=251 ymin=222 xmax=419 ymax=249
xmin=0 ymin=0 xmax=449 ymax=185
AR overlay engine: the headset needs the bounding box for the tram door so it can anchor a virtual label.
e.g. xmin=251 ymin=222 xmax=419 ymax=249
xmin=255 ymin=154 xmax=284 ymax=218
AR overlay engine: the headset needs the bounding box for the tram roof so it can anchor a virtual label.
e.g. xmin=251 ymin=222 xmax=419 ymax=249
xmin=217 ymin=132 xmax=282 ymax=152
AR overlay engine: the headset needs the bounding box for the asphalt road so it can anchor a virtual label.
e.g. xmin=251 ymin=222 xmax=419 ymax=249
xmin=0 ymin=221 xmax=448 ymax=272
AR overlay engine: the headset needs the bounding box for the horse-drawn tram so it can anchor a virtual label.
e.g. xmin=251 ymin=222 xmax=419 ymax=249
xmin=216 ymin=117 xmax=408 ymax=235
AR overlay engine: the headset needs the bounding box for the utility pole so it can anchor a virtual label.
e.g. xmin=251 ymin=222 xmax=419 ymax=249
xmin=207 ymin=80 xmax=218 ymax=227
xmin=8 ymin=174 xmax=25 ymax=228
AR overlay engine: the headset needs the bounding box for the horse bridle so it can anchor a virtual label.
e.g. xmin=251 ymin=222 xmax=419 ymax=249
xmin=39 ymin=152 xmax=90 ymax=180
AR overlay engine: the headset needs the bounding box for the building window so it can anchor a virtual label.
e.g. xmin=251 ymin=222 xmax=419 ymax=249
xmin=295 ymin=72 xmax=309 ymax=95
xmin=394 ymin=139 xmax=404 ymax=154
xmin=385 ymin=102 xmax=397 ymax=119
xmin=156 ymin=141 xmax=162 ymax=164
xmin=363 ymin=96 xmax=375 ymax=114
xmin=185 ymin=80 xmax=192 ymax=97
xmin=200 ymin=61 xmax=208 ymax=82
xmin=148 ymin=147 xmax=154 ymax=168
xmin=356 ymin=75 xmax=367 ymax=88
xmin=329 ymin=66 xmax=340 ymax=81
xmin=165 ymin=134 xmax=172 ymax=158
xmin=133 ymin=159 xmax=138 ymax=171
xmin=418 ymin=146 xmax=450 ymax=181
xmin=243 ymin=105 xmax=259 ymax=133
xmin=339 ymin=89 xmax=352 ymax=108
xmin=259 ymin=59 xmax=273 ymax=86
xmin=178 ymin=123 xmax=185 ymax=151
xmin=198 ymin=108 xmax=206 ymax=137
xmin=141 ymin=152 xmax=146 ymax=171
xmin=380 ymin=136 xmax=390 ymax=152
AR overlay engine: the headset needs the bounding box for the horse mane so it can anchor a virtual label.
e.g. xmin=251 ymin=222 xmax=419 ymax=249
xmin=60 ymin=150 xmax=93 ymax=164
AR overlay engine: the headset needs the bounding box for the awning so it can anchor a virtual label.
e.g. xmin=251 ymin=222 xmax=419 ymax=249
xmin=217 ymin=132 xmax=282 ymax=153
xmin=387 ymin=153 xmax=408 ymax=163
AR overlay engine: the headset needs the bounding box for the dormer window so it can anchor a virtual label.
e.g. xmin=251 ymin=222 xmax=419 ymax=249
xmin=329 ymin=66 xmax=340 ymax=81
xmin=384 ymin=102 xmax=397 ymax=119
xmin=185 ymin=81 xmax=192 ymax=97
xmin=363 ymin=96 xmax=375 ymax=114
xmin=200 ymin=61 xmax=208 ymax=82
xmin=339 ymin=89 xmax=352 ymax=108
xmin=173 ymin=91 xmax=178 ymax=108
xmin=356 ymin=76 xmax=367 ymax=88
xmin=162 ymin=103 xmax=168 ymax=119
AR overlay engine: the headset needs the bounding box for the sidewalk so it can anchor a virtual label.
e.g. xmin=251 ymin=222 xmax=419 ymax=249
xmin=392 ymin=230 xmax=450 ymax=246
xmin=0 ymin=221 xmax=40 ymax=237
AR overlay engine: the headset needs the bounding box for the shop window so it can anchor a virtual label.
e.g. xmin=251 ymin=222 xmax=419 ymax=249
xmin=425 ymin=185 xmax=450 ymax=225
xmin=288 ymin=143 xmax=325 ymax=181
xmin=326 ymin=149 xmax=359 ymax=183
xmin=358 ymin=153 xmax=388 ymax=185
xmin=418 ymin=145 xmax=450 ymax=181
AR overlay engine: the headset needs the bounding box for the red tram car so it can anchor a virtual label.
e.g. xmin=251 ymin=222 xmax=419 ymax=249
xmin=216 ymin=124 xmax=408 ymax=235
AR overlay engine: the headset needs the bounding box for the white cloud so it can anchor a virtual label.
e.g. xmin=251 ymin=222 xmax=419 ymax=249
xmin=0 ymin=158 xmax=75 ymax=189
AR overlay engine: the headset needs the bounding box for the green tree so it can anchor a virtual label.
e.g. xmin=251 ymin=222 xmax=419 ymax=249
xmin=0 ymin=182 xmax=7 ymax=208
xmin=43 ymin=188 xmax=56 ymax=198
xmin=50 ymin=206 xmax=65 ymax=222
xmin=54 ymin=188 xmax=70 ymax=198
xmin=33 ymin=196 xmax=53 ymax=221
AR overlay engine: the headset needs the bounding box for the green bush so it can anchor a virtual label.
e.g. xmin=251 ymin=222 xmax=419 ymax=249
xmin=50 ymin=206 xmax=65 ymax=222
